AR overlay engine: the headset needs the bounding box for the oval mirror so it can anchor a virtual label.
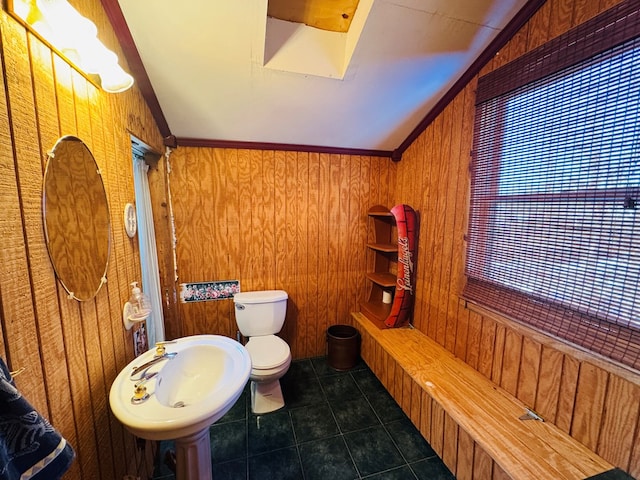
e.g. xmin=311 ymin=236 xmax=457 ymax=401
xmin=43 ymin=136 xmax=111 ymax=301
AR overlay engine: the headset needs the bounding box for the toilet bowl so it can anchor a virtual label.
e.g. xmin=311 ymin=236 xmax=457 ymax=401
xmin=233 ymin=290 xmax=291 ymax=414
xmin=245 ymin=335 xmax=291 ymax=413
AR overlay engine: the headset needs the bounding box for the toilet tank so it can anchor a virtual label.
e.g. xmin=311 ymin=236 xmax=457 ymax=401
xmin=233 ymin=290 xmax=288 ymax=337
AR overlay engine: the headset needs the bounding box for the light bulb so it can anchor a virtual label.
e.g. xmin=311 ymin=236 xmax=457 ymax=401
xmin=100 ymin=63 xmax=134 ymax=93
xmin=9 ymin=0 xmax=134 ymax=93
xmin=78 ymin=38 xmax=118 ymax=74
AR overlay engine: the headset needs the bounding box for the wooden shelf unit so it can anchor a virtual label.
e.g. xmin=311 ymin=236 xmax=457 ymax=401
xmin=362 ymin=204 xmax=417 ymax=328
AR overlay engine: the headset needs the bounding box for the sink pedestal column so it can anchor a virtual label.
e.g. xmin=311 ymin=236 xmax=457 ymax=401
xmin=175 ymin=427 xmax=212 ymax=480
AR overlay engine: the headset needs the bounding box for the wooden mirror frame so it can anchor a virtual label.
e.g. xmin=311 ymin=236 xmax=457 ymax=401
xmin=43 ymin=136 xmax=111 ymax=301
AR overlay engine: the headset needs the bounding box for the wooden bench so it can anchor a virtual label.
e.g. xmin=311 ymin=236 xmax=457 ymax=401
xmin=350 ymin=312 xmax=615 ymax=480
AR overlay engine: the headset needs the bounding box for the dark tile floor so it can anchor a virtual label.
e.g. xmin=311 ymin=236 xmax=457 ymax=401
xmin=152 ymin=356 xmax=455 ymax=480
xmin=586 ymin=469 xmax=636 ymax=480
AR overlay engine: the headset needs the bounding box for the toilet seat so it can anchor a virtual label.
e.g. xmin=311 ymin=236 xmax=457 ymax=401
xmin=245 ymin=335 xmax=290 ymax=370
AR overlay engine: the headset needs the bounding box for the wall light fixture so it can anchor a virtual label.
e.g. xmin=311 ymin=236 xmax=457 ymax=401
xmin=8 ymin=0 xmax=134 ymax=93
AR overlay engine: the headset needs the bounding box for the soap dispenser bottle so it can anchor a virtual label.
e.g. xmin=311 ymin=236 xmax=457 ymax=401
xmin=129 ymin=282 xmax=151 ymax=318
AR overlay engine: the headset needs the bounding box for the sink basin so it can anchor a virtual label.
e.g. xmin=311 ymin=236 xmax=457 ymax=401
xmin=109 ymin=335 xmax=251 ymax=441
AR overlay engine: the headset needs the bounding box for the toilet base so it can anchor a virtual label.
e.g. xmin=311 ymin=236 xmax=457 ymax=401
xmin=251 ymin=379 xmax=285 ymax=414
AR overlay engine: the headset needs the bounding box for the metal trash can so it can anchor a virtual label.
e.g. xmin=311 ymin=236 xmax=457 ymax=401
xmin=327 ymin=325 xmax=361 ymax=371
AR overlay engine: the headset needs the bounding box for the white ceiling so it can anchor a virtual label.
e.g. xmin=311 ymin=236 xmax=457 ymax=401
xmin=117 ymin=0 xmax=527 ymax=152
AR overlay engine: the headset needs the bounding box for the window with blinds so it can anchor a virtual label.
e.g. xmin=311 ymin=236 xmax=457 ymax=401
xmin=464 ymin=1 xmax=640 ymax=370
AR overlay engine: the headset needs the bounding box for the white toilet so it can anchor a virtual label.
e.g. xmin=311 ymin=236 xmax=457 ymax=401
xmin=233 ymin=290 xmax=291 ymax=414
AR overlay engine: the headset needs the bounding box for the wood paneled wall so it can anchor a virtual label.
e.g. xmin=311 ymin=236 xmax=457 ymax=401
xmin=0 ymin=1 xmax=163 ymax=478
xmin=164 ymin=148 xmax=396 ymax=359
xmin=392 ymin=0 xmax=640 ymax=477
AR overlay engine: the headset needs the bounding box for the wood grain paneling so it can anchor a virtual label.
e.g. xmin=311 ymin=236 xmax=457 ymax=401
xmin=597 ymin=376 xmax=640 ymax=471
xmin=500 ymin=329 xmax=522 ymax=396
xmin=410 ymin=379 xmax=422 ymax=429
xmin=555 ymin=355 xmax=580 ymax=434
xmin=526 ymin=0 xmax=552 ymax=50
xmin=431 ymin=401 xmax=445 ymax=457
xmin=442 ymin=414 xmax=459 ymax=474
xmin=517 ymin=337 xmax=542 ymax=408
xmin=491 ymin=324 xmax=506 ymax=385
xmin=0 ymin=1 xmax=163 ymax=478
xmin=420 ymin=391 xmax=433 ymax=443
xmin=456 ymin=428 xmax=474 ymax=480
xmin=478 ymin=318 xmax=496 ymax=379
xmin=0 ymin=11 xmax=48 ymax=416
xmin=534 ymin=346 xmax=563 ymax=422
xmin=465 ymin=310 xmax=483 ymax=370
xmin=167 ymin=147 xmax=394 ymax=358
xmin=492 ymin=464 xmax=512 ymax=480
xmin=571 ymin=363 xmax=609 ymax=451
xmin=548 ymin=0 xmax=575 ymax=38
xmin=473 ymin=448 xmax=494 ymax=480
xmin=28 ymin=36 xmax=85 ymax=479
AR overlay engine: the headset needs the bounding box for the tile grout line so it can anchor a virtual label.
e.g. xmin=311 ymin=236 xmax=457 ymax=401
xmin=349 ymin=366 xmax=423 ymax=479
xmin=287 ymin=408 xmax=308 ymax=480
xmin=244 ymin=390 xmax=249 ymax=480
xmin=315 ymin=360 xmax=364 ymax=479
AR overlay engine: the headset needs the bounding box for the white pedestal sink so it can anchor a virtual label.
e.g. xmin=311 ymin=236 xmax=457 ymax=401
xmin=109 ymin=335 xmax=251 ymax=480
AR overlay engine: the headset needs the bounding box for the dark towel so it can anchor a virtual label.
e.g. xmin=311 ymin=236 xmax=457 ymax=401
xmin=0 ymin=358 xmax=74 ymax=480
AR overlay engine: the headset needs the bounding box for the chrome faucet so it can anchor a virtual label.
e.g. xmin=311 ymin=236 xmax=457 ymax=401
xmin=130 ymin=351 xmax=177 ymax=380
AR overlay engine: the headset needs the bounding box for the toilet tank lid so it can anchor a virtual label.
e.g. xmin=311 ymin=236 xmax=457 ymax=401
xmin=233 ymin=290 xmax=288 ymax=304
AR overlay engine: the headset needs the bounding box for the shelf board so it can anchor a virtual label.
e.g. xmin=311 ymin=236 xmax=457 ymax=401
xmin=368 ymin=206 xmax=393 ymax=217
xmin=367 ymin=242 xmax=397 ymax=253
xmin=361 ymin=300 xmax=392 ymax=327
xmin=366 ymin=272 xmax=396 ymax=288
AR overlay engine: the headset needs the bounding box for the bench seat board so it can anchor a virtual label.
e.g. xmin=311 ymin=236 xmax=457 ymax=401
xmin=351 ymin=312 xmax=614 ymax=480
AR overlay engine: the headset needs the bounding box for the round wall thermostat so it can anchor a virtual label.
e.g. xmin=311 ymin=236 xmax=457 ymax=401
xmin=124 ymin=203 xmax=137 ymax=238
